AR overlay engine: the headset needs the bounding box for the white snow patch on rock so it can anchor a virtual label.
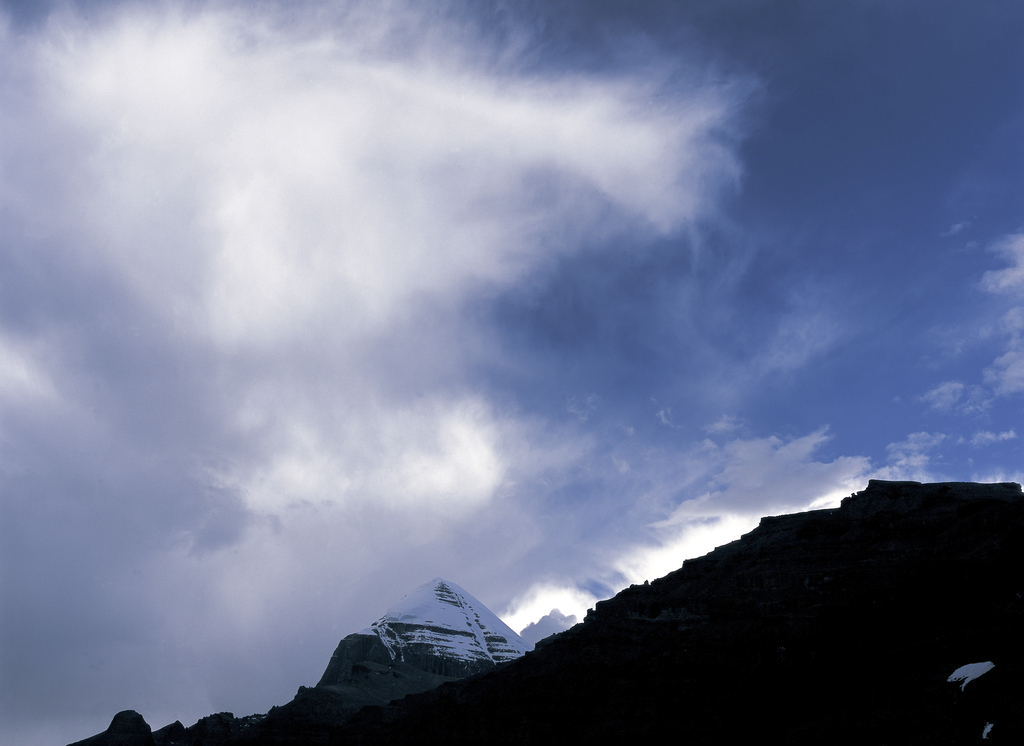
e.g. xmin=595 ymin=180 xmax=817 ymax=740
xmin=947 ymin=661 xmax=995 ymax=691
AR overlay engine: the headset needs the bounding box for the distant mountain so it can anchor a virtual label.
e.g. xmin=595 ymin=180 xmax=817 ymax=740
xmin=71 ymin=481 xmax=1024 ymax=745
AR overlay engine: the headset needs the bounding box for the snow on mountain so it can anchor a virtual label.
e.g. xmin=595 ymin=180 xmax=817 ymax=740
xmin=359 ymin=578 xmax=529 ymax=668
xmin=947 ymin=661 xmax=995 ymax=691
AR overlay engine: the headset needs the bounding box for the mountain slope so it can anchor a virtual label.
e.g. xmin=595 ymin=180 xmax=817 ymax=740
xmin=338 ymin=480 xmax=1024 ymax=744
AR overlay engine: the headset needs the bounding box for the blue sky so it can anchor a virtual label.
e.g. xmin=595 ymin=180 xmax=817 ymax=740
xmin=1 ymin=1 xmax=1022 ymax=743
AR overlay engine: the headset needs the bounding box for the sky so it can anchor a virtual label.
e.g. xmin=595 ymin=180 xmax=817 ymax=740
xmin=0 ymin=0 xmax=1022 ymax=743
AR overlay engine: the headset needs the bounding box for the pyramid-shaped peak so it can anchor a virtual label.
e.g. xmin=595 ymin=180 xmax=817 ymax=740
xmin=383 ymin=578 xmax=490 ymax=623
xmin=352 ymin=577 xmax=528 ymax=675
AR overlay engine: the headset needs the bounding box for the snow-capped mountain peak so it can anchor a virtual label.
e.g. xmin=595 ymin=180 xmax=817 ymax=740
xmin=359 ymin=578 xmax=528 ymax=668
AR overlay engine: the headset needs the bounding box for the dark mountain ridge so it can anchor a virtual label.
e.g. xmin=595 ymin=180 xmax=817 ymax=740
xmin=71 ymin=480 xmax=1024 ymax=744
xmin=337 ymin=480 xmax=1024 ymax=743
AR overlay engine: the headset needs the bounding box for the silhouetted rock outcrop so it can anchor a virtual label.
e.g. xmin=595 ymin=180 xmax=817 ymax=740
xmin=68 ymin=710 xmax=153 ymax=746
xmin=151 ymin=720 xmax=187 ymax=746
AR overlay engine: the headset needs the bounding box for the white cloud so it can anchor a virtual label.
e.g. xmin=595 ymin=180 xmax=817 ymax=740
xmin=705 ymin=414 xmax=742 ymax=435
xmin=985 ymin=348 xmax=1024 ymax=395
xmin=921 ymin=235 xmax=1024 ymax=405
xmin=518 ymin=608 xmax=577 ymax=648
xmin=14 ymin=5 xmax=742 ymax=351
xmin=609 ymin=428 xmax=869 ymax=590
xmin=920 ymin=380 xmax=991 ymax=415
xmin=970 ymin=430 xmax=1016 ymax=447
xmin=0 ymin=333 xmax=55 ymax=402
xmin=980 ymin=234 xmax=1024 ymax=293
xmin=502 ymin=582 xmax=599 ymax=637
xmin=977 ymin=236 xmax=1024 ymax=396
xmin=500 ymin=427 xmax=874 ymax=648
xmin=567 ymin=394 xmax=598 ymax=422
xmin=941 ymin=221 xmax=970 ymax=237
xmin=920 ymin=381 xmax=964 ymax=411
xmin=0 ymin=3 xmax=754 ymax=741
xmin=213 ymin=396 xmax=506 ymax=515
xmin=660 ymin=428 xmax=869 ymax=521
xmin=754 ymin=309 xmax=840 ymax=375
xmin=979 ymin=307 xmax=1024 ymax=396
xmin=873 ymin=432 xmax=947 ymax=481
xmin=614 ymin=513 xmax=760 ymax=588
xmin=0 ymin=2 xmax=747 ymax=516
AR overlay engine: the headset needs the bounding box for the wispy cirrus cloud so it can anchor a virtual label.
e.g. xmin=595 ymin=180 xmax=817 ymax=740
xmin=873 ymin=432 xmax=948 ymax=482
xmin=980 ymin=236 xmax=1024 ymax=396
xmin=920 ymin=381 xmax=965 ymax=411
xmin=980 ymin=234 xmax=1024 ymax=293
xmin=970 ymin=429 xmax=1016 ymax=447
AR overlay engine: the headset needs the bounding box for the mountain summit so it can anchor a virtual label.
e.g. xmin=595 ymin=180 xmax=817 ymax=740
xmin=319 ymin=577 xmax=528 ymax=684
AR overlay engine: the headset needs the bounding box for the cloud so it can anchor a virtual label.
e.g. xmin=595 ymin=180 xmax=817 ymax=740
xmin=985 ymin=348 xmax=1024 ymax=395
xmin=752 ymin=300 xmax=841 ymax=376
xmin=980 ymin=239 xmax=1024 ymax=396
xmin=873 ymin=432 xmax=947 ymax=481
xmin=13 ymin=4 xmax=743 ymax=352
xmin=920 ymin=381 xmax=965 ymax=411
xmin=941 ymin=221 xmax=970 ymax=238
xmin=659 ymin=428 xmax=869 ymax=520
xmin=611 ymin=429 xmax=871 ymax=587
xmin=970 ymin=430 xmax=1016 ymax=447
xmin=656 ymin=407 xmax=678 ymax=427
xmin=0 ymin=0 xmax=746 ymax=514
xmin=518 ymin=608 xmax=578 ymax=648
xmin=567 ymin=394 xmax=598 ymax=422
xmin=924 ymin=235 xmax=1024 ymax=405
xmin=919 ymin=380 xmax=989 ymax=415
xmin=980 ymin=234 xmax=1024 ymax=293
xmin=499 ymin=428 xmax=873 ymax=634
xmin=502 ymin=584 xmax=598 ymax=640
xmin=705 ymin=414 xmax=742 ymax=435
xmin=0 ymin=332 xmax=55 ymax=401
xmin=0 ymin=3 xmax=752 ymax=741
